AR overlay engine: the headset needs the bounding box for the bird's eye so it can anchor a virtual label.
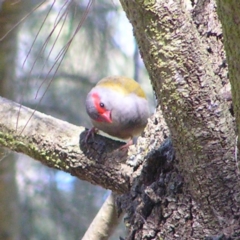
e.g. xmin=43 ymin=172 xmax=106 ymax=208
xmin=99 ymin=102 xmax=104 ymax=108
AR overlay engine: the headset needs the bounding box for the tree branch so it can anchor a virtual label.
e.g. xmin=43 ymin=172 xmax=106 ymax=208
xmin=0 ymin=96 xmax=131 ymax=193
xmin=216 ymin=0 xmax=240 ymax=148
xmin=82 ymin=192 xmax=124 ymax=240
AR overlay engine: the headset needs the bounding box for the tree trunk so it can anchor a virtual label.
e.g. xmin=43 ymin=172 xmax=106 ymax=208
xmin=118 ymin=0 xmax=240 ymax=239
xmin=216 ymin=0 xmax=240 ymax=149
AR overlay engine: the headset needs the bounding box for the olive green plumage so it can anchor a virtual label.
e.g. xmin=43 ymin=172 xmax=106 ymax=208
xmin=97 ymin=76 xmax=147 ymax=99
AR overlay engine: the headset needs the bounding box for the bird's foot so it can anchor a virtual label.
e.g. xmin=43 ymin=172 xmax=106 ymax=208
xmin=84 ymin=127 xmax=98 ymax=143
xmin=114 ymin=138 xmax=133 ymax=152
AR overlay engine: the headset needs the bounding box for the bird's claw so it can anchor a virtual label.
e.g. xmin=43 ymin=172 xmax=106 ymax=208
xmin=113 ymin=138 xmax=133 ymax=153
xmin=84 ymin=127 xmax=98 ymax=144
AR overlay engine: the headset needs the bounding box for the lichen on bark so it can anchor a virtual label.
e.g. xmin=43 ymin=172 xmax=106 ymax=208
xmin=119 ymin=0 xmax=239 ymax=238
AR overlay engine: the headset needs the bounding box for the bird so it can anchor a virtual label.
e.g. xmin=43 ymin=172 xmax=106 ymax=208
xmin=85 ymin=76 xmax=150 ymax=148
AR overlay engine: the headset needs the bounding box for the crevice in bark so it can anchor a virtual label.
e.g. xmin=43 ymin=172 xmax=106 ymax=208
xmin=117 ymin=139 xmax=195 ymax=239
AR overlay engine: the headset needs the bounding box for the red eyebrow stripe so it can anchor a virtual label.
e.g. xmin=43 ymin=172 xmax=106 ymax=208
xmin=92 ymin=92 xmax=105 ymax=114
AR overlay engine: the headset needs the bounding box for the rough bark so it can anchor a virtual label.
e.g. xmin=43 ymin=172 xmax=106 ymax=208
xmin=118 ymin=0 xmax=240 ymax=239
xmin=216 ymin=1 xmax=240 ymax=149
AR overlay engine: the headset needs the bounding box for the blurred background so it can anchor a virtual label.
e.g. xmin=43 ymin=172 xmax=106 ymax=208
xmin=0 ymin=0 xmax=153 ymax=239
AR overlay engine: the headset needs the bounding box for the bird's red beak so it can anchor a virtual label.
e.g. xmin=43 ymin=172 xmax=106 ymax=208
xmin=101 ymin=110 xmax=112 ymax=123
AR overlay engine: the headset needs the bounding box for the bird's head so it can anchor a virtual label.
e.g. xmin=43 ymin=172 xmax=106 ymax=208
xmin=85 ymin=89 xmax=113 ymax=123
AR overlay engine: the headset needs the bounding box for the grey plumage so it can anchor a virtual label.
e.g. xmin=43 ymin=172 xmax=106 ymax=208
xmin=85 ymin=76 xmax=150 ymax=140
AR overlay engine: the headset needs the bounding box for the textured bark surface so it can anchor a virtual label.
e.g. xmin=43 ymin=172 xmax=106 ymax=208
xmin=119 ymin=0 xmax=240 ymax=239
xmin=216 ymin=1 xmax=240 ymax=149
